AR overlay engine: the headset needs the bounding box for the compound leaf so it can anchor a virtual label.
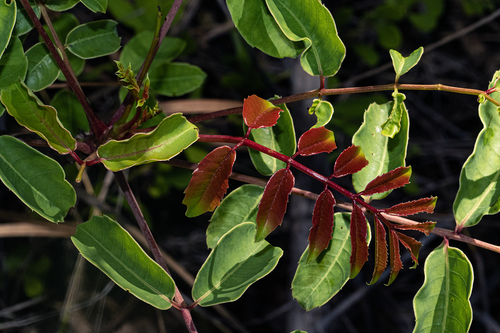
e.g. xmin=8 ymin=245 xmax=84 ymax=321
xmin=66 ymin=20 xmax=121 ymax=59
xmin=207 ymin=184 xmax=264 ymax=249
xmin=183 ymin=146 xmax=236 ymax=217
xmin=266 ymin=0 xmax=345 ymax=77
xmin=98 ymin=113 xmax=198 ymax=171
xmin=72 ymin=215 xmax=175 ymax=309
xmin=333 ymin=145 xmax=369 ymax=178
xmin=0 ymin=136 xmax=75 ymax=222
xmin=193 ymin=222 xmax=283 ymax=307
xmin=255 ymin=168 xmax=294 ymax=241
xmin=412 ymin=243 xmax=473 ymax=333
xmin=297 ymin=126 xmax=336 ymax=156
xmin=307 ymin=189 xmax=335 ymax=262
xmin=359 ymin=166 xmax=411 ymax=196
xmin=1 ymin=81 xmax=76 ymax=154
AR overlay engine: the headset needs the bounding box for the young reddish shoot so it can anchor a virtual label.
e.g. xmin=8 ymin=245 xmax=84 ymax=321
xmin=182 ymin=146 xmax=236 ymax=217
xmin=394 ymin=221 xmax=436 ymax=236
xmin=384 ymin=197 xmax=437 ymax=216
xmin=359 ymin=166 xmax=411 ymax=196
xmin=396 ymin=231 xmax=422 ymax=268
xmin=369 ymin=216 xmax=388 ymax=285
xmin=333 ymin=145 xmax=369 ymax=178
xmin=297 ymin=127 xmax=337 ymax=156
xmin=307 ymin=189 xmax=335 ymax=263
xmin=386 ymin=229 xmax=403 ymax=286
xmin=243 ymin=94 xmax=283 ymax=129
xmin=349 ymin=204 xmax=369 ymax=279
xmin=255 ymin=168 xmax=295 ymax=242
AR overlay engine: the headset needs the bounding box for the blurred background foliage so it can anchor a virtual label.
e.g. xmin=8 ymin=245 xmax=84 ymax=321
xmin=2 ymin=0 xmax=500 ymax=332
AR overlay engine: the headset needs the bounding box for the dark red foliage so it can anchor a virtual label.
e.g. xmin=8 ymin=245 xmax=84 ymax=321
xmin=297 ymin=127 xmax=337 ymax=156
xmin=387 ymin=229 xmax=403 ymax=286
xmin=349 ymin=204 xmax=369 ymax=279
xmin=359 ymin=166 xmax=411 ymax=196
xmin=396 ymin=231 xmax=422 ymax=268
xmin=384 ymin=197 xmax=437 ymax=216
xmin=369 ymin=216 xmax=388 ymax=285
xmin=307 ymin=189 xmax=335 ymax=262
xmin=243 ymin=94 xmax=283 ymax=129
xmin=333 ymin=145 xmax=369 ymax=178
xmin=394 ymin=221 xmax=436 ymax=236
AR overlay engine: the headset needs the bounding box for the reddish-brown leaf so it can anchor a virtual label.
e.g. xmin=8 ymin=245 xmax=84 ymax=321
xmin=396 ymin=231 xmax=422 ymax=268
xmin=394 ymin=221 xmax=436 ymax=236
xmin=307 ymin=189 xmax=336 ymax=263
xmin=182 ymin=146 xmax=236 ymax=217
xmin=243 ymin=94 xmax=283 ymax=129
xmin=384 ymin=197 xmax=437 ymax=216
xmin=359 ymin=166 xmax=411 ymax=196
xmin=297 ymin=127 xmax=337 ymax=156
xmin=333 ymin=145 xmax=369 ymax=178
xmin=369 ymin=216 xmax=388 ymax=285
xmin=255 ymin=168 xmax=295 ymax=242
xmin=386 ymin=229 xmax=403 ymax=286
xmin=349 ymin=204 xmax=369 ymax=279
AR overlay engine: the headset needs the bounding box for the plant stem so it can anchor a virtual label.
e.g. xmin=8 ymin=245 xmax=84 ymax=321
xmin=114 ymin=171 xmax=198 ymax=333
xmin=188 ymin=83 xmax=500 ymax=123
xmin=20 ymin=0 xmax=107 ymax=141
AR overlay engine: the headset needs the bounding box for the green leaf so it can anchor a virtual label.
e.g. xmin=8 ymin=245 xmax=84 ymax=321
xmin=389 ymin=47 xmax=424 ymax=82
xmin=381 ymin=92 xmax=406 ymax=138
xmin=246 ymin=102 xmax=296 ymax=176
xmin=44 ymin=0 xmax=79 ymax=12
xmin=226 ymin=0 xmax=303 ymax=59
xmin=149 ymin=62 xmax=206 ymax=97
xmin=13 ymin=0 xmax=39 ymax=37
xmin=25 ymin=42 xmax=60 ymax=91
xmin=66 ymin=20 xmax=121 ymax=59
xmin=192 ymin=222 xmax=283 ymax=307
xmin=98 ymin=113 xmax=198 ymax=171
xmin=453 ymin=70 xmax=500 ymax=227
xmin=0 ymin=135 xmax=75 ymax=222
xmin=1 ymin=81 xmax=76 ymax=154
xmin=0 ymin=37 xmax=27 ymax=90
xmin=71 ymin=215 xmax=175 ymax=309
xmin=50 ymin=90 xmax=89 ymax=136
xmin=81 ymin=0 xmax=107 ymax=13
xmin=412 ymin=243 xmax=473 ymax=333
xmin=0 ymin=0 xmax=16 ymax=59
xmin=108 ymin=0 xmax=176 ymax=33
xmin=207 ymin=184 xmax=264 ymax=249
xmin=292 ymin=213 xmax=370 ymax=310
xmin=352 ymin=100 xmax=409 ymax=200
xmin=266 ymin=0 xmax=346 ymax=77
xmin=119 ymin=30 xmax=186 ymax=73
xmin=41 ymin=12 xmax=79 ymax=45
xmin=309 ymin=99 xmax=333 ymax=128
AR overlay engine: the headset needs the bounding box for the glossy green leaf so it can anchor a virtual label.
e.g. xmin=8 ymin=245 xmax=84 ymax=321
xmin=149 ymin=62 xmax=206 ymax=97
xmin=51 ymin=90 xmax=89 ymax=136
xmin=25 ymin=42 xmax=60 ymax=91
xmin=119 ymin=31 xmax=186 ymax=73
xmin=71 ymin=215 xmax=175 ymax=309
xmin=66 ymin=20 xmax=121 ymax=59
xmin=381 ymin=92 xmax=406 ymax=138
xmin=13 ymin=0 xmax=39 ymax=37
xmin=81 ymin=0 xmax=107 ymax=13
xmin=309 ymin=99 xmax=333 ymax=128
xmin=266 ymin=0 xmax=345 ymax=77
xmin=192 ymin=222 xmax=283 ymax=307
xmin=0 ymin=135 xmax=75 ymax=222
xmin=246 ymin=101 xmax=296 ymax=176
xmin=352 ymin=101 xmax=409 ymax=200
xmin=0 ymin=37 xmax=27 ymax=90
xmin=390 ymin=47 xmax=424 ymax=82
xmin=41 ymin=12 xmax=79 ymax=45
xmin=206 ymin=184 xmax=264 ymax=249
xmin=1 ymin=81 xmax=76 ymax=154
xmin=98 ymin=113 xmax=198 ymax=171
xmin=226 ymin=0 xmax=303 ymax=58
xmin=292 ymin=213 xmax=370 ymax=310
xmin=0 ymin=0 xmax=16 ymax=59
xmin=413 ymin=243 xmax=473 ymax=333
xmin=108 ymin=0 xmax=176 ymax=33
xmin=44 ymin=0 xmax=79 ymax=11
xmin=453 ymin=70 xmax=500 ymax=227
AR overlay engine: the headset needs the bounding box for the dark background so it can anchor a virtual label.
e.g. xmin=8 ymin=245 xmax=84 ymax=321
xmin=2 ymin=0 xmax=500 ymax=332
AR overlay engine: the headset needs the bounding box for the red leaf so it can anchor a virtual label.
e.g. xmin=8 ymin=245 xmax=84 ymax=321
xmin=255 ymin=168 xmax=295 ymax=241
xmin=394 ymin=221 xmax=436 ymax=236
xmin=359 ymin=166 xmax=411 ymax=196
xmin=333 ymin=145 xmax=369 ymax=178
xmin=307 ymin=189 xmax=335 ymax=262
xmin=386 ymin=229 xmax=403 ymax=286
xmin=297 ymin=127 xmax=337 ymax=156
xmin=384 ymin=197 xmax=437 ymax=216
xmin=243 ymin=94 xmax=283 ymax=129
xmin=396 ymin=231 xmax=422 ymax=268
xmin=349 ymin=204 xmax=369 ymax=279
xmin=369 ymin=216 xmax=388 ymax=285
xmin=182 ymin=146 xmax=236 ymax=217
